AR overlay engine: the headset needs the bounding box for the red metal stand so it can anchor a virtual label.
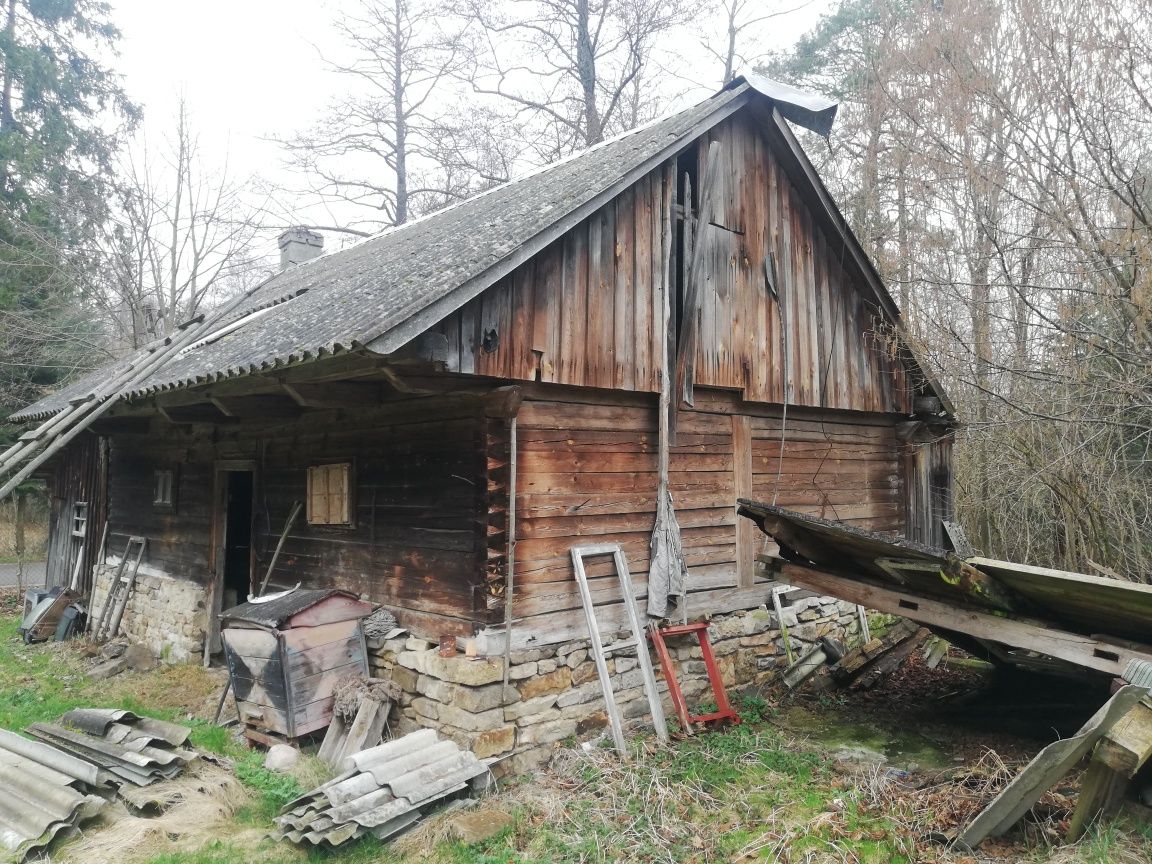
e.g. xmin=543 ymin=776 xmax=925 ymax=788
xmin=649 ymin=621 xmax=740 ymax=733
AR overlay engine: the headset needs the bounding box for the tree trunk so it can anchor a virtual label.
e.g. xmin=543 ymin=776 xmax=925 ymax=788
xmin=392 ymin=0 xmax=408 ymax=224
xmin=576 ymin=0 xmax=601 ymax=144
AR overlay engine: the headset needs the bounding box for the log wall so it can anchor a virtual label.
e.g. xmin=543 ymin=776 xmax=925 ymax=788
xmin=503 ymin=386 xmax=907 ymax=647
xmin=104 ymin=397 xmax=491 ymax=638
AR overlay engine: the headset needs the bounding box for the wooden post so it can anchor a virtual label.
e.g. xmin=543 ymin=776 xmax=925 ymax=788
xmin=732 ymin=415 xmax=753 ymax=588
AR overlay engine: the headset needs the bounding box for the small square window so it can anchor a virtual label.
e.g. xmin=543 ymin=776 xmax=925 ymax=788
xmin=72 ymin=502 xmax=88 ymax=538
xmin=153 ymin=469 xmax=177 ymax=511
xmin=307 ymin=463 xmax=353 ymax=526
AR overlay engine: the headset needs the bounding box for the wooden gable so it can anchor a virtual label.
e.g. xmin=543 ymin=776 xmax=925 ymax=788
xmin=422 ymin=104 xmax=914 ymax=415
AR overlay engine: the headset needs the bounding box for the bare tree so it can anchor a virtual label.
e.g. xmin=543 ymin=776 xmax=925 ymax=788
xmin=277 ymin=0 xmax=475 ymax=233
xmin=98 ymin=98 xmax=261 ymax=349
xmin=458 ymin=0 xmax=689 ymax=155
xmin=703 ymin=0 xmax=813 ymax=86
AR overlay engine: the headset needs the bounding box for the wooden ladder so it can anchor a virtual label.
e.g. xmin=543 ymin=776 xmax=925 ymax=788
xmin=570 ymin=544 xmax=668 ymax=757
xmin=91 ymin=536 xmax=146 ymax=642
xmin=649 ymin=622 xmax=740 ymax=733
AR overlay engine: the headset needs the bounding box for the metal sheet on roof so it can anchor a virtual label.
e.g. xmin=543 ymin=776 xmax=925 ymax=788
xmin=275 ymin=728 xmax=487 ymax=848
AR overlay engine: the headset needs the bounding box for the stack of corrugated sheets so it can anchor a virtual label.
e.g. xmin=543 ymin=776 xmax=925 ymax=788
xmin=28 ymin=708 xmax=196 ymax=787
xmin=275 ymin=728 xmax=489 ymax=847
xmin=0 ymin=729 xmax=109 ymax=860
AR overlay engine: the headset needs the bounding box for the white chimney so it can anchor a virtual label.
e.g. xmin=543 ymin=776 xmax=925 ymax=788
xmin=278 ymin=227 xmax=324 ymax=270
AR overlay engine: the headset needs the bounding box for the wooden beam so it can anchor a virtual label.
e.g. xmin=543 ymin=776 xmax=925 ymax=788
xmin=732 ymin=414 xmax=754 ymax=588
xmin=770 ymin=562 xmax=1152 ymax=676
xmin=281 ymin=381 xmax=384 ymax=409
xmin=1096 ymin=700 xmax=1152 ymax=777
xmin=211 ymin=394 xmax=303 ymax=420
xmin=674 ymin=140 xmax=724 ymax=408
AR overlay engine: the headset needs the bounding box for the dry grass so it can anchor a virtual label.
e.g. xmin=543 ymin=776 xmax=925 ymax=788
xmin=55 ymin=763 xmax=254 ymax=864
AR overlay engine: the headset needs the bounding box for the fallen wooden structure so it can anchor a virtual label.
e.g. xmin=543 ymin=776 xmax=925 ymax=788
xmin=738 ymin=501 xmax=1152 ymax=679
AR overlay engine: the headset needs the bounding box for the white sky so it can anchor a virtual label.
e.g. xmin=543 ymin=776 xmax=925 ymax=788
xmin=109 ymin=0 xmax=831 ymax=241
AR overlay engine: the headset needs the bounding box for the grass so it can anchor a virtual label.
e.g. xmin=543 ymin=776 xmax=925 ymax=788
xmin=1 ymin=611 xmax=1151 ymax=864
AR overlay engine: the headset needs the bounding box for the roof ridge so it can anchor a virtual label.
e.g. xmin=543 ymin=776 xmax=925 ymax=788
xmin=286 ymin=85 xmax=744 ymax=274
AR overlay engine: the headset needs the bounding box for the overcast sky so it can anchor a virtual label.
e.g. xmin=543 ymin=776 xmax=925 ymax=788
xmin=109 ymin=0 xmax=831 ymax=244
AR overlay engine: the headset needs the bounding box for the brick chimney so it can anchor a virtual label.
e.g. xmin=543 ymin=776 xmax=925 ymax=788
xmin=278 ymin=227 xmax=324 ymax=270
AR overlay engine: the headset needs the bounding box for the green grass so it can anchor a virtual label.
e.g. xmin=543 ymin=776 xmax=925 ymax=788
xmin=2 ymin=613 xmax=1152 ymax=864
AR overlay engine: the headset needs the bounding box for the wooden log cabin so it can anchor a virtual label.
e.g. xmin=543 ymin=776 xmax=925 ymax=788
xmin=10 ymin=74 xmax=957 ymax=665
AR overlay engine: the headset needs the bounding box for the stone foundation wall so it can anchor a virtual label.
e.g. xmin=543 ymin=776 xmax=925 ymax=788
xmin=370 ymin=595 xmax=860 ymax=775
xmin=90 ymin=563 xmax=207 ymax=663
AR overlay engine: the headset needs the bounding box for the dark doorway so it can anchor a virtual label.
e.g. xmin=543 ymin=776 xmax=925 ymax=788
xmin=222 ymin=470 xmax=254 ymax=611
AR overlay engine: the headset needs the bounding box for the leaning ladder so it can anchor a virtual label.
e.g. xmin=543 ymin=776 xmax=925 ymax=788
xmin=570 ymin=544 xmax=668 ymax=757
xmin=91 ymin=536 xmax=146 ymax=642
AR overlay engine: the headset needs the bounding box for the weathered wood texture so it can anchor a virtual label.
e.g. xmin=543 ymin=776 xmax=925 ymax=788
xmin=105 ymin=397 xmax=491 ymax=637
xmin=905 ymin=433 xmax=954 ymax=547
xmin=45 ymin=432 xmax=106 ymax=595
xmin=506 ymin=387 xmax=906 ymax=644
xmin=423 ymin=115 xmax=913 ymax=414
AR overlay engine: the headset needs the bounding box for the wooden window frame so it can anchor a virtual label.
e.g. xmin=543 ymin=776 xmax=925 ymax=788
xmin=153 ymin=468 xmax=178 ymax=512
xmin=306 ymin=461 xmax=355 ymax=528
xmin=72 ymin=502 xmax=89 ymax=538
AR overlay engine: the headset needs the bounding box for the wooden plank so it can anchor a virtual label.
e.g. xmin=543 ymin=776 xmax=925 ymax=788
xmin=732 ymin=415 xmax=754 ymax=588
xmin=772 ymin=563 xmax=1152 ymax=677
xmin=956 ymin=685 xmax=1146 ymax=849
xmin=615 ymin=184 xmax=636 ymax=390
xmin=1095 ymin=701 xmax=1152 ymax=777
xmin=280 ymin=619 xmax=361 ymax=652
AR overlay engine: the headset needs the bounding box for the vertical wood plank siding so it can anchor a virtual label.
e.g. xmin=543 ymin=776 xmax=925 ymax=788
xmin=45 ymin=432 xmax=106 ymax=595
xmin=425 ymin=114 xmax=912 ymax=414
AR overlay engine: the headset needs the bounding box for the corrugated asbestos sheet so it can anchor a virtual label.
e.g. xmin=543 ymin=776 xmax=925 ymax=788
xmin=9 ymin=75 xmax=851 ymax=425
xmin=0 ymin=729 xmax=107 ymax=860
xmin=275 ymin=728 xmax=488 ymax=847
xmin=28 ymin=718 xmax=194 ymax=787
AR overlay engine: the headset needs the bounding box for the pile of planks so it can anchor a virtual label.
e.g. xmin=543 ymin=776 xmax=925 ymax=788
xmin=317 ymin=677 xmax=401 ymax=769
xmin=275 ymin=729 xmax=489 ymax=847
xmin=828 ymin=620 xmax=928 ymax=690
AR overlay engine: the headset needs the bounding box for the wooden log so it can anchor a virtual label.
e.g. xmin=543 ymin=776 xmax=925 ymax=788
xmin=1095 ymin=700 xmax=1152 ymax=777
xmin=1065 ymin=758 xmax=1129 ymax=843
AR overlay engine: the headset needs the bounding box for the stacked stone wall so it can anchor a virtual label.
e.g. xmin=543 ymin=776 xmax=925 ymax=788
xmin=90 ymin=563 xmax=207 ymax=663
xmin=370 ymin=595 xmax=860 ymax=775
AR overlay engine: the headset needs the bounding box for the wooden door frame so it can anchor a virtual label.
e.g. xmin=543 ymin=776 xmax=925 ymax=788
xmin=205 ymin=459 xmax=257 ymax=666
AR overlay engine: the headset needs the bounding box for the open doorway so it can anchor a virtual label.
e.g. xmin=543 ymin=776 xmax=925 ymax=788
xmin=206 ymin=460 xmax=256 ymax=664
xmin=222 ymin=470 xmax=254 ymax=611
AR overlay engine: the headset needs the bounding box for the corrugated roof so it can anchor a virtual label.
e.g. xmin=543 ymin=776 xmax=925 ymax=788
xmin=275 ymin=728 xmax=488 ymax=847
xmin=12 ymin=82 xmax=758 ymax=423
xmin=0 ymin=729 xmax=108 ymax=861
xmin=222 ymin=588 xmax=366 ymax=630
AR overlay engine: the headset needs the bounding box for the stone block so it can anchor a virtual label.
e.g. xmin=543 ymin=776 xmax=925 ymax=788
xmin=517 ymin=667 xmax=571 ymax=699
xmin=572 ymin=659 xmax=611 ymax=686
xmin=494 ymin=744 xmax=553 ymax=778
xmin=508 ymin=647 xmax=554 ymax=664
xmin=740 ymin=631 xmax=781 ymax=648
xmin=434 ymin=703 xmax=506 ymax=733
xmin=537 ymin=659 xmax=558 ymax=674
xmin=447 ymin=809 xmax=515 ymax=844
xmin=743 ymin=607 xmax=774 ymax=635
xmin=565 ymin=649 xmax=588 ymax=668
xmin=556 ymin=682 xmax=602 ymax=708
xmin=508 ymin=661 xmax=537 ymax=680
xmin=518 ymin=717 xmax=577 ymax=746
xmin=576 ymin=710 xmax=609 ymax=736
xmin=411 ymin=697 xmax=440 ymax=721
xmin=416 ymin=676 xmax=513 ymax=713
xmin=556 ymin=640 xmax=589 ymax=658
xmin=614 ymin=656 xmax=637 ymax=673
xmin=504 ymin=694 xmax=559 ymax=721
xmin=472 ymin=726 xmax=517 ymax=759
xmin=397 ymin=650 xmax=505 ymax=686
xmin=514 ymin=708 xmax=562 ymax=728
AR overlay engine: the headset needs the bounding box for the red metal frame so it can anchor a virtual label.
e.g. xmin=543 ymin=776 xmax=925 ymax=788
xmin=649 ymin=621 xmax=740 ymax=732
